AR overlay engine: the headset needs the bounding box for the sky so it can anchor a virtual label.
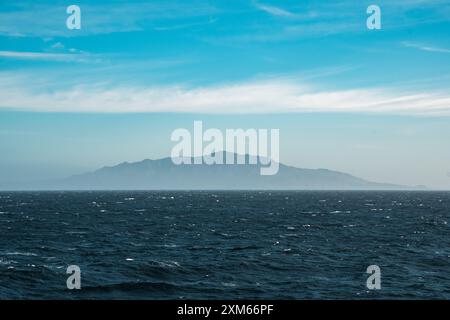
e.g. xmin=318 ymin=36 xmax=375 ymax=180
xmin=0 ymin=0 xmax=450 ymax=189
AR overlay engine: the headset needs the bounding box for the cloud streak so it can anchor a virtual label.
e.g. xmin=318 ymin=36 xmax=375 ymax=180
xmin=0 ymin=1 xmax=218 ymax=37
xmin=402 ymin=41 xmax=450 ymax=53
xmin=254 ymin=2 xmax=298 ymax=18
xmin=0 ymin=74 xmax=449 ymax=116
xmin=0 ymin=50 xmax=96 ymax=62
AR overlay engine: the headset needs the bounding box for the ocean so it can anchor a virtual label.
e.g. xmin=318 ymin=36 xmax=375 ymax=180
xmin=0 ymin=191 xmax=449 ymax=299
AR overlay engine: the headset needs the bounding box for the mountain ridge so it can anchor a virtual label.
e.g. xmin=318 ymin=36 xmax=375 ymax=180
xmin=54 ymin=152 xmax=411 ymax=190
xmin=0 ymin=153 xmax=423 ymax=190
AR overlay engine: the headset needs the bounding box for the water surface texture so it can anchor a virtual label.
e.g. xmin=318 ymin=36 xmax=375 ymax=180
xmin=1 ymin=191 xmax=449 ymax=299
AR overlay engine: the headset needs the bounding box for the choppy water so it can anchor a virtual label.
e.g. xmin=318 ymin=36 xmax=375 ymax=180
xmin=0 ymin=191 xmax=449 ymax=299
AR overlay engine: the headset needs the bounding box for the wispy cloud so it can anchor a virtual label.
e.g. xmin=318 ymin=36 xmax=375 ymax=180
xmin=0 ymin=1 xmax=218 ymax=37
xmin=0 ymin=73 xmax=449 ymax=116
xmin=153 ymin=17 xmax=218 ymax=31
xmin=0 ymin=51 xmax=98 ymax=63
xmin=212 ymin=0 xmax=450 ymax=44
xmin=254 ymin=2 xmax=297 ymax=18
xmin=402 ymin=41 xmax=450 ymax=53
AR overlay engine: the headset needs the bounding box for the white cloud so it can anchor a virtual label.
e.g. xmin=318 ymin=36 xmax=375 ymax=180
xmin=402 ymin=41 xmax=450 ymax=53
xmin=254 ymin=2 xmax=297 ymax=18
xmin=50 ymin=42 xmax=65 ymax=49
xmin=0 ymin=2 xmax=218 ymax=37
xmin=0 ymin=74 xmax=449 ymax=115
xmin=0 ymin=50 xmax=96 ymax=62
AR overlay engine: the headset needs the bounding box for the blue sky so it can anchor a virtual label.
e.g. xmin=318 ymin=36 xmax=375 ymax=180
xmin=1 ymin=0 xmax=450 ymax=188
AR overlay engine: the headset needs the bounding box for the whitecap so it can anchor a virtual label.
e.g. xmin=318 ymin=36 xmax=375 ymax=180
xmin=158 ymin=261 xmax=180 ymax=268
xmin=6 ymin=252 xmax=37 ymax=257
xmin=0 ymin=258 xmax=16 ymax=265
xmin=221 ymin=282 xmax=237 ymax=287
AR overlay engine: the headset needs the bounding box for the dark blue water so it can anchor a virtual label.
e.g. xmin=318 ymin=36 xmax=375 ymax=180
xmin=1 ymin=191 xmax=449 ymax=299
